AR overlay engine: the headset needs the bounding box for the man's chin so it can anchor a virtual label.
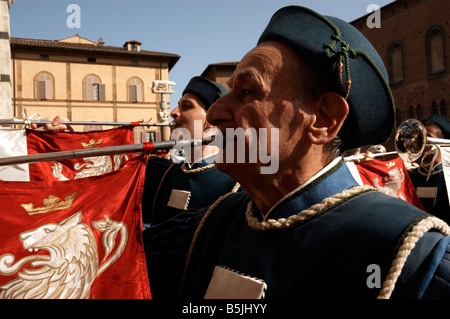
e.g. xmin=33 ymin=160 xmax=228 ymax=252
xmin=213 ymin=160 xmax=230 ymax=173
xmin=213 ymin=160 xmax=245 ymax=174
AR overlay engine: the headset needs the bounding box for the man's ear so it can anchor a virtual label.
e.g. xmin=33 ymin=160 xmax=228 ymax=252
xmin=307 ymin=92 xmax=349 ymax=145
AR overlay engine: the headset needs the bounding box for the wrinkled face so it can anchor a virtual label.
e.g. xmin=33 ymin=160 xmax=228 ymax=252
xmin=206 ymin=41 xmax=312 ymax=177
xmin=170 ymin=93 xmax=208 ymax=139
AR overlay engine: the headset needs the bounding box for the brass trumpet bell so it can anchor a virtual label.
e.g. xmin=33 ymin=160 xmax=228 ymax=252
xmin=395 ymin=119 xmax=427 ymax=162
xmin=395 ymin=118 xmax=450 ymax=162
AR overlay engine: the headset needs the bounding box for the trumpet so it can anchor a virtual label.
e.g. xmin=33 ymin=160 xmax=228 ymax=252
xmin=395 ymin=118 xmax=450 ymax=162
xmin=0 ymin=136 xmax=214 ymax=166
xmin=0 ymin=119 xmax=174 ymax=127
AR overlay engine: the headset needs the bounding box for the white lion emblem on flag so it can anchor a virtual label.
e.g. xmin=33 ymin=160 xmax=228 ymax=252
xmin=0 ymin=212 xmax=128 ymax=299
xmin=373 ymin=167 xmax=406 ymax=200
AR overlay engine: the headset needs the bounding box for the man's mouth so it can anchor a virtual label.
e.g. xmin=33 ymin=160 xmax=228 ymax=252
xmin=218 ymin=129 xmax=240 ymax=151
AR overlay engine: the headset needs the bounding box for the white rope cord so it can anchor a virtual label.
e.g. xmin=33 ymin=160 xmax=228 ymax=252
xmin=179 ymin=183 xmax=241 ymax=297
xmin=11 ymin=113 xmax=40 ymax=129
xmin=377 ymin=215 xmax=450 ymax=299
xmin=246 ymin=185 xmax=375 ymax=231
xmin=230 ymin=182 xmax=241 ymax=193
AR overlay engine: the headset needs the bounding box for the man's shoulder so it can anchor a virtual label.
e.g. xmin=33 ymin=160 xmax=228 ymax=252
xmin=147 ymin=155 xmax=173 ymax=167
xmin=145 ymin=155 xmax=177 ymax=176
xmin=347 ymin=188 xmax=426 ymax=215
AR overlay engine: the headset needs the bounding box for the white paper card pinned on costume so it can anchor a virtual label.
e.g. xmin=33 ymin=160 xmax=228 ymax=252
xmin=204 ymin=265 xmax=266 ymax=299
xmin=416 ymin=186 xmax=437 ymax=199
xmin=167 ymin=189 xmax=191 ymax=210
xmin=440 ymin=146 xmax=450 ymax=207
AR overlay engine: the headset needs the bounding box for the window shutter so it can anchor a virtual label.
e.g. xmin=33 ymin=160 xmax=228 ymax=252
xmin=431 ymin=30 xmax=445 ymax=73
xmin=136 ymin=84 xmax=143 ymax=102
xmin=129 ymin=84 xmax=137 ymax=102
xmin=38 ymin=80 xmax=46 ymax=99
xmin=45 ymin=79 xmax=53 ymax=99
xmin=86 ymin=82 xmax=93 ymax=100
xmin=99 ymin=84 xmax=106 ymax=101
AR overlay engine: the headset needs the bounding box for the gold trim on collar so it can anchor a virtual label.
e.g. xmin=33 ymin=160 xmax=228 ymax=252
xmin=180 ymin=162 xmax=215 ymax=174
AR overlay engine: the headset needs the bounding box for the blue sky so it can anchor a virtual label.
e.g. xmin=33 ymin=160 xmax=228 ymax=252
xmin=10 ymin=0 xmax=395 ymax=109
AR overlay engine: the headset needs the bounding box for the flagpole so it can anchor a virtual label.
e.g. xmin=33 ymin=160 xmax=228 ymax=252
xmin=0 ymin=136 xmax=214 ymax=166
xmin=0 ymin=119 xmax=174 ymax=127
xmin=344 ymin=151 xmax=398 ymax=162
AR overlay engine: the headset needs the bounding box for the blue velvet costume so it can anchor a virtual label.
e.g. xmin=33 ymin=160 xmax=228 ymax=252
xmin=409 ymin=163 xmax=450 ymax=223
xmin=141 ymin=155 xmax=237 ymax=226
xmin=145 ymin=158 xmax=450 ymax=299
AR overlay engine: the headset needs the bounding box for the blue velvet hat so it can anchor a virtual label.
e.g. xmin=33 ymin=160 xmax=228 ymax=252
xmin=182 ymin=76 xmax=228 ymax=111
xmin=258 ymin=6 xmax=395 ymax=150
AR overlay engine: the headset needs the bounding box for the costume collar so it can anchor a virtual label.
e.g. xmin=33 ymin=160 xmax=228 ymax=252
xmin=183 ymin=152 xmax=217 ymax=170
xmin=253 ymin=157 xmax=359 ymax=221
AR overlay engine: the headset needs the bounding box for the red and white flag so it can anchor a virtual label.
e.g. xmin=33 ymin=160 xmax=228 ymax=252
xmin=27 ymin=126 xmax=136 ymax=181
xmin=0 ymin=127 xmax=136 ymax=182
xmin=346 ymin=157 xmax=425 ymax=210
xmin=0 ymin=156 xmax=151 ymax=299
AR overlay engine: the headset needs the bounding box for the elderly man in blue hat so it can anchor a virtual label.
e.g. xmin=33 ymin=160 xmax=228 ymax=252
xmin=408 ymin=115 xmax=450 ymax=222
xmin=145 ymin=6 xmax=450 ymax=299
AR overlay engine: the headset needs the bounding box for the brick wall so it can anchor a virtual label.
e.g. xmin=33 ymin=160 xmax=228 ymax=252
xmin=352 ymin=0 xmax=450 ymax=129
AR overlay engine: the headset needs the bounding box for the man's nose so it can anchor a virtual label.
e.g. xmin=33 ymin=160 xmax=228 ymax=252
xmin=206 ymin=96 xmax=232 ymax=127
xmin=171 ymin=107 xmax=180 ymax=119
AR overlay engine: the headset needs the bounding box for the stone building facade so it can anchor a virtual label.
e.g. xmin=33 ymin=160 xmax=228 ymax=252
xmin=10 ymin=35 xmax=179 ymax=141
xmin=352 ymin=0 xmax=450 ymax=127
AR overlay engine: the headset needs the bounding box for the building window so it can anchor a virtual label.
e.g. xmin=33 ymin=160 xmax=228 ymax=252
xmin=416 ymin=104 xmax=424 ymax=121
xmin=409 ymin=105 xmax=417 ymax=119
xmin=426 ymin=25 xmax=446 ymax=75
xmin=87 ymin=57 xmax=96 ymax=63
xmin=388 ymin=41 xmax=404 ymax=84
xmin=432 ymin=101 xmax=439 ymax=115
xmin=39 ymin=55 xmax=49 ymax=60
xmin=35 ymin=72 xmax=54 ymax=100
xmin=84 ymin=74 xmax=105 ymax=101
xmin=440 ymin=100 xmax=448 ymax=117
xmin=395 ymin=108 xmax=402 ymax=127
xmin=128 ymin=77 xmax=143 ymax=102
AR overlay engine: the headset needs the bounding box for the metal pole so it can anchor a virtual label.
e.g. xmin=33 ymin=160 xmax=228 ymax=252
xmin=0 ymin=136 xmax=214 ymax=166
xmin=0 ymin=119 xmax=174 ymax=127
xmin=344 ymin=151 xmax=398 ymax=162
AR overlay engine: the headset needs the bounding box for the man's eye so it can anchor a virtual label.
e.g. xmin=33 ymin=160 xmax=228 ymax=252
xmin=242 ymin=89 xmax=252 ymax=97
xmin=179 ymin=104 xmax=192 ymax=111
